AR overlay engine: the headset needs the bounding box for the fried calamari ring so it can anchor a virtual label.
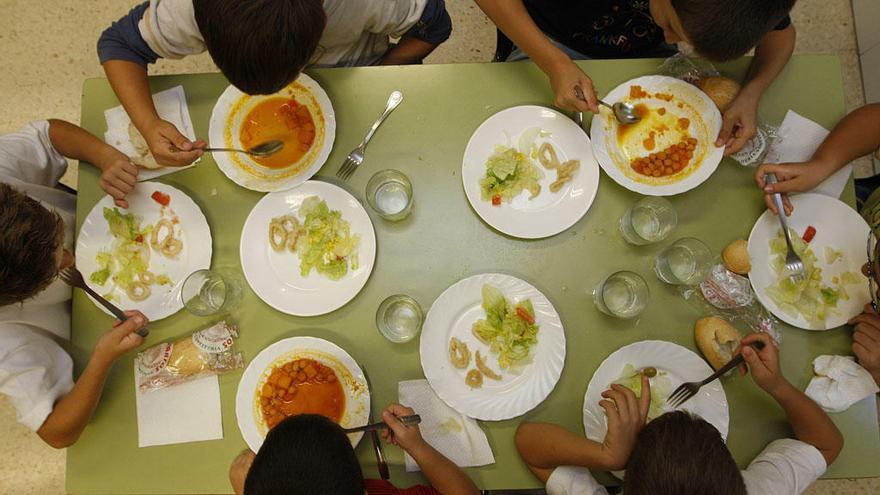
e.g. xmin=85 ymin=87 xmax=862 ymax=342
xmin=139 ymin=270 xmax=155 ymax=285
xmin=538 ymin=142 xmax=560 ymax=170
xmin=126 ymin=281 xmax=151 ymax=301
xmin=448 ymin=337 xmax=471 ymax=369
xmin=269 ymin=219 xmax=287 ymax=252
xmin=475 ymin=351 xmax=502 ymax=381
xmin=151 ymin=219 xmax=174 ymax=250
xmin=161 ymin=237 xmax=183 ymax=257
xmin=465 ymin=369 xmax=483 ymax=389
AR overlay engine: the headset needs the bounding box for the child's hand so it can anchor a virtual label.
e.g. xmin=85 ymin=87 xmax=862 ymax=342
xmin=144 ymin=119 xmax=205 ymax=167
xmin=716 ymin=92 xmax=759 ymax=155
xmin=849 ymin=304 xmax=880 ymax=386
xmin=229 ymin=450 xmax=255 ymax=495
xmin=736 ymin=332 xmax=788 ymax=396
xmin=97 ymin=151 xmax=138 ymax=208
xmin=380 ymin=403 xmax=426 ymax=453
xmin=598 ymin=377 xmax=651 ymax=471
xmin=755 ymin=161 xmax=833 ymax=216
xmin=547 ymin=58 xmax=599 ymax=113
xmin=93 ymin=310 xmax=148 ymax=366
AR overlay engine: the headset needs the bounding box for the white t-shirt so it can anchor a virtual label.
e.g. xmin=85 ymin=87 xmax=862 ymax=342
xmin=546 ymin=439 xmax=827 ymax=495
xmin=0 ymin=120 xmax=76 ymax=431
xmin=139 ymin=0 xmax=427 ymax=67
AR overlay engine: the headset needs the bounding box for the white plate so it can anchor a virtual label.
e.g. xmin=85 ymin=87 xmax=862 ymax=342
xmin=235 ymin=336 xmax=370 ymax=452
xmin=590 ymin=75 xmax=724 ymax=196
xmin=462 ymin=105 xmax=600 ymax=239
xmin=208 ymin=74 xmax=336 ymax=192
xmin=583 ymin=340 xmax=729 ymax=443
xmin=76 ymin=182 xmax=212 ymax=321
xmin=748 ymin=193 xmax=871 ymax=330
xmin=240 ymin=181 xmax=376 ymax=316
xmin=420 ymin=273 xmax=566 ymax=420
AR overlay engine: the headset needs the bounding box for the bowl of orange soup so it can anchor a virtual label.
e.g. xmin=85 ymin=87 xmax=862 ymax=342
xmin=209 ymin=74 xmax=336 ymax=192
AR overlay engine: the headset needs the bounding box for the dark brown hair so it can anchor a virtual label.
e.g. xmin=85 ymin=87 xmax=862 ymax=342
xmin=245 ymin=414 xmax=365 ymax=495
xmin=625 ymin=411 xmax=747 ymax=495
xmin=672 ymin=0 xmax=796 ymax=61
xmin=193 ymin=0 xmax=326 ymax=95
xmin=0 ymin=183 xmax=64 ymax=306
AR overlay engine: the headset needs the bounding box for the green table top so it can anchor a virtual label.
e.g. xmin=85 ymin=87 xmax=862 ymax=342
xmin=68 ymin=55 xmax=879 ymax=494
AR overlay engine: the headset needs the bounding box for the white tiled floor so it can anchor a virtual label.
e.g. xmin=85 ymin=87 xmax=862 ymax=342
xmin=0 ymin=1 xmax=877 ymax=494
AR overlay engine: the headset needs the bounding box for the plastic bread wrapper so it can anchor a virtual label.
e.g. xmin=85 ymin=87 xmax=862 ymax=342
xmin=136 ymin=320 xmax=243 ymax=393
xmin=680 ymin=263 xmax=782 ymax=344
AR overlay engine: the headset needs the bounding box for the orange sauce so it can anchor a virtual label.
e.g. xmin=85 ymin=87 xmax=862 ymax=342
xmin=240 ymin=97 xmax=316 ymax=170
xmin=617 ymin=103 xmax=650 ymax=140
xmin=259 ymin=358 xmax=344 ymax=430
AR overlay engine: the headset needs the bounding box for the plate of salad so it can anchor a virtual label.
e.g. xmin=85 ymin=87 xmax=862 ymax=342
xmin=461 ymin=105 xmax=600 ymax=239
xmin=420 ymin=273 xmax=566 ymax=420
xmin=76 ymin=182 xmax=212 ymax=321
xmin=239 ymin=180 xmax=376 ymax=316
xmin=748 ymin=193 xmax=870 ymax=330
xmin=583 ymin=340 xmax=729 ymax=466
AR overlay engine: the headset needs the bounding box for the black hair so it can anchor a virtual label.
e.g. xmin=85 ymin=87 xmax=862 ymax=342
xmin=193 ymin=0 xmax=326 ymax=95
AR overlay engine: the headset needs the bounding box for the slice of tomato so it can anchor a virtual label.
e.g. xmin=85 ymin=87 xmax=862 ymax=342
xmin=802 ymin=225 xmax=816 ymax=243
xmin=515 ymin=306 xmax=535 ymax=325
xmin=135 ymin=234 xmax=144 ymax=243
xmin=151 ymin=190 xmax=170 ymax=206
xmin=492 ymin=194 xmax=501 ymax=206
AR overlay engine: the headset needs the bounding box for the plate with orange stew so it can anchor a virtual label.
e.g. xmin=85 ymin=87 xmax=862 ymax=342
xmin=235 ymin=336 xmax=369 ymax=451
xmin=209 ymin=73 xmax=336 ymax=192
xmin=590 ymin=75 xmax=723 ymax=196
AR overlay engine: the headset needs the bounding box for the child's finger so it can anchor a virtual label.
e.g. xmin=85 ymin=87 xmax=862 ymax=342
xmin=637 ymin=374 xmax=651 ymax=421
xmin=764 ymin=194 xmax=778 ymax=215
xmin=782 ymin=194 xmax=794 ymax=216
xmin=599 ymin=399 xmax=620 ymax=425
xmin=741 ymin=346 xmax=768 ymax=376
xmin=114 ymin=198 xmax=129 ymax=209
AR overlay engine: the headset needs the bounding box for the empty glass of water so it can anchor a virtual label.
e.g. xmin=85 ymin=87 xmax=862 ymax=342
xmin=366 ymin=169 xmax=413 ymax=221
xmin=654 ymin=238 xmax=713 ymax=285
xmin=592 ymin=271 xmax=650 ymax=318
xmin=181 ymin=269 xmax=243 ymax=316
xmin=619 ymin=197 xmax=677 ymax=245
xmin=376 ymin=294 xmax=423 ymax=343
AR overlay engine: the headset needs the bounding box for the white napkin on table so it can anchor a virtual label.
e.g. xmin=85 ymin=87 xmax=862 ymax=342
xmin=763 ymin=110 xmax=852 ymax=199
xmin=135 ymin=370 xmax=223 ymax=447
xmin=804 ymin=355 xmax=879 ymax=413
xmin=398 ymin=379 xmax=495 ymax=472
xmin=104 ymin=85 xmax=199 ymax=181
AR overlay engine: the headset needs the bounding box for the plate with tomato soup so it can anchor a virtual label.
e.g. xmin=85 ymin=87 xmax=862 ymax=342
xmin=235 ymin=336 xmax=369 ymax=451
xmin=209 ymin=73 xmax=336 ymax=192
xmin=590 ymin=75 xmax=723 ymax=196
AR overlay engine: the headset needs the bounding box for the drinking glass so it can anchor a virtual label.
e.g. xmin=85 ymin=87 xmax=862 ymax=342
xmin=654 ymin=238 xmax=713 ymax=285
xmin=181 ymin=269 xmax=243 ymax=316
xmin=592 ymin=271 xmax=650 ymax=318
xmin=366 ymin=169 xmax=413 ymax=221
xmin=376 ymin=294 xmax=423 ymax=343
xmin=619 ymin=197 xmax=677 ymax=245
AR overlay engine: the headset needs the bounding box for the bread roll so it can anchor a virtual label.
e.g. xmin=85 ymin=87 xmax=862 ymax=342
xmin=722 ymin=239 xmax=751 ymax=275
xmin=696 ymin=76 xmax=741 ymax=113
xmin=695 ymin=316 xmax=742 ymax=370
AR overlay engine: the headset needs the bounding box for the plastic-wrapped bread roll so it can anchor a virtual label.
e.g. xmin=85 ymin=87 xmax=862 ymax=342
xmin=136 ymin=320 xmax=243 ymax=392
xmin=694 ymin=316 xmax=742 ymax=371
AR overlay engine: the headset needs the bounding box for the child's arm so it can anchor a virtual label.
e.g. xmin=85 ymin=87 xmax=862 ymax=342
xmin=36 ymin=312 xmax=147 ymax=448
xmin=737 ymin=333 xmax=844 ymax=465
xmin=379 ymin=1 xmax=451 ymax=65
xmin=717 ymin=24 xmax=796 ymax=155
xmin=755 ymin=103 xmax=880 ymax=215
xmin=228 ymin=450 xmax=255 ymax=495
xmin=474 ymin=0 xmax=599 ymax=113
xmin=381 ymin=404 xmax=479 ymax=495
xmin=46 ymin=119 xmax=138 ymax=207
xmin=516 ymin=377 xmax=651 ymax=481
xmin=380 ymin=37 xmax=439 ymax=66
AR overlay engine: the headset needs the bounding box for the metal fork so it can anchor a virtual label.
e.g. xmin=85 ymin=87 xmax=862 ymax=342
xmin=343 ymin=414 xmax=421 ymax=434
xmin=336 ymin=91 xmax=404 ymax=181
xmin=764 ymin=173 xmax=805 ymax=283
xmin=58 ymin=266 xmax=149 ymax=337
xmin=359 ymin=365 xmax=390 ymax=480
xmin=666 ymin=340 xmax=765 ymax=408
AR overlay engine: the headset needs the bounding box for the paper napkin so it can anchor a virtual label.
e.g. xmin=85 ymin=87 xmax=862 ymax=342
xmin=398 ymin=379 xmax=494 ymax=472
xmin=764 ymin=110 xmax=852 ymax=199
xmin=104 ymin=85 xmax=199 ymax=181
xmin=135 ymin=370 xmax=223 ymax=447
xmin=804 ymin=355 xmax=879 ymax=413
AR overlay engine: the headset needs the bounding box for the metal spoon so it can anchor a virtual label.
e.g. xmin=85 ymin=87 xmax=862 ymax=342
xmin=573 ymin=87 xmax=642 ymax=125
xmin=202 ymin=139 xmax=285 ymax=158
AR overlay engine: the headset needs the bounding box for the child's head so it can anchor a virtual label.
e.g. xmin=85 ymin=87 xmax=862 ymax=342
xmin=625 ymin=411 xmax=746 ymax=495
xmin=650 ymin=0 xmax=796 ymax=61
xmin=244 ymin=414 xmax=365 ymax=495
xmin=0 ymin=183 xmax=66 ymax=306
xmin=192 ymin=0 xmax=326 ymax=95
